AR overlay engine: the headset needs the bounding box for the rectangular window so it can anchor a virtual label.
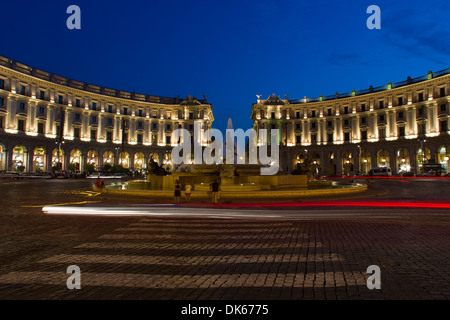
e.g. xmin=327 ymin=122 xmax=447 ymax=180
xmin=379 ymin=101 xmax=384 ymax=109
xmin=91 ymin=116 xmax=96 ymax=123
xmin=0 ymin=97 xmax=4 ymax=106
xmin=418 ymin=92 xmax=424 ymax=102
xmin=344 ymin=107 xmax=349 ymax=114
xmin=344 ymin=119 xmax=349 ymax=126
xmin=440 ymin=121 xmax=448 ymax=133
xmin=137 ymin=134 xmax=143 ymax=144
xmin=166 ymin=124 xmax=171 ymax=130
xmin=398 ymin=112 xmax=404 ymax=119
xmin=328 ymin=133 xmax=333 ymax=143
xmin=441 ymin=104 xmax=446 ymax=112
xmin=75 ymin=99 xmax=81 ymax=107
xmin=440 ymin=87 xmax=446 ymax=97
xmin=123 ymin=133 xmax=128 ymax=143
xmin=0 ymin=79 xmax=4 ymax=89
xmin=138 ymin=109 xmax=143 ymax=117
xmin=361 ymin=130 xmax=367 ymax=140
xmin=327 ymin=121 xmax=332 ymax=127
xmin=20 ymin=85 xmax=25 ymax=95
xmin=138 ymin=122 xmax=143 ymax=128
xmin=361 ymin=117 xmax=366 ymax=124
xmin=344 ymin=132 xmax=350 ymax=142
xmin=271 ymin=112 xmax=276 ymax=119
xmin=189 ymin=112 xmax=194 ymax=120
xmin=378 ymin=128 xmax=386 ymax=139
xmin=123 ymin=107 xmax=127 ymax=115
xmin=37 ymin=122 xmax=44 ymax=134
xmin=296 ymin=135 xmax=301 ymax=144
xmin=19 ymin=102 xmax=25 ymax=111
xmin=296 ymin=111 xmax=300 ymax=119
xmin=58 ymin=95 xmax=63 ymax=104
xmin=295 ymin=123 xmax=301 ymax=130
xmin=311 ymin=134 xmax=316 ymax=144
xmin=90 ymin=129 xmax=97 ymax=140
xmin=152 ymin=123 xmax=157 ymax=130
xmin=398 ymin=127 xmax=405 ymax=137
xmin=107 ymin=118 xmax=113 ymax=126
xmin=379 ymin=115 xmax=385 ymax=122
xmin=361 ymin=104 xmax=366 ymax=112
xmin=311 ymin=122 xmax=316 ymax=129
xmin=398 ymin=97 xmax=403 ymax=106
xmin=327 ymin=109 xmax=332 ymax=116
xmin=74 ymin=128 xmax=80 ymax=139
xmin=419 ymin=108 xmax=424 ymax=116
xmin=18 ymin=119 xmax=25 ymax=131
xmin=189 ymin=124 xmax=194 ymax=130
xmin=92 ymin=102 xmax=97 ymax=110
xmin=40 ymin=91 xmax=45 ymax=100
xmin=106 ymin=131 xmax=113 ymax=141
xmin=75 ymin=113 xmax=80 ymax=121
xmin=108 ymin=105 xmax=113 ymax=113
xmin=311 ymin=110 xmax=316 ymax=117
xmin=166 ymin=136 xmax=171 ymax=145
xmin=39 ymin=107 xmax=44 ymax=114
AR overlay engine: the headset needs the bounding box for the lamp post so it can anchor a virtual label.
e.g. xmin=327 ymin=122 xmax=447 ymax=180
xmin=357 ymin=145 xmax=361 ymax=175
xmin=114 ymin=147 xmax=120 ymax=167
xmin=418 ymin=138 xmax=427 ymax=174
xmin=56 ymin=107 xmax=64 ymax=172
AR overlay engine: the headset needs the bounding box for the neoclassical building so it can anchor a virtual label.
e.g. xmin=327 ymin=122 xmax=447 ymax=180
xmin=0 ymin=55 xmax=214 ymax=173
xmin=252 ymin=70 xmax=450 ymax=176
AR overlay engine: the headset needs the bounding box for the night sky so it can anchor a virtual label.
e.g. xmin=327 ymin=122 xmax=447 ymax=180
xmin=2 ymin=0 xmax=450 ymax=133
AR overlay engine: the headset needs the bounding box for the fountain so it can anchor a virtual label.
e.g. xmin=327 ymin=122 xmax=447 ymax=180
xmin=102 ymin=163 xmax=366 ymax=200
xmin=99 ymin=118 xmax=367 ymax=200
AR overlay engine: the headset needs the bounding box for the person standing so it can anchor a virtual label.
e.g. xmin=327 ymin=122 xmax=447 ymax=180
xmin=95 ymin=175 xmax=103 ymax=190
xmin=174 ymin=180 xmax=181 ymax=203
xmin=210 ymin=179 xmax=220 ymax=204
xmin=185 ymin=182 xmax=192 ymax=202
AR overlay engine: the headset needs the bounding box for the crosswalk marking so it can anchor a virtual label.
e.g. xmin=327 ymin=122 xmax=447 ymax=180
xmin=39 ymin=253 xmax=342 ymax=265
xmin=0 ymin=217 xmax=361 ymax=294
xmin=0 ymin=271 xmax=367 ymax=288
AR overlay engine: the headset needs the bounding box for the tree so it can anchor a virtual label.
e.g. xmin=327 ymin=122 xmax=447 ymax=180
xmin=102 ymin=163 xmax=112 ymax=173
xmin=84 ymin=163 xmax=95 ymax=175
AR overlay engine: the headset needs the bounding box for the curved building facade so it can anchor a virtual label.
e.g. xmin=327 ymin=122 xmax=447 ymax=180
xmin=252 ymin=70 xmax=450 ymax=176
xmin=0 ymin=55 xmax=214 ymax=173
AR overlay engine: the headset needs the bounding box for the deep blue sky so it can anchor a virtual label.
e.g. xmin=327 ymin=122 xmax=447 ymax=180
xmin=2 ymin=0 xmax=450 ymax=133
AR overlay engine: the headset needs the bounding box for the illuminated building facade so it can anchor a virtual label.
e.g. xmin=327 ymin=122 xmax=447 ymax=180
xmin=0 ymin=55 xmax=213 ymax=173
xmin=252 ymin=70 xmax=450 ymax=176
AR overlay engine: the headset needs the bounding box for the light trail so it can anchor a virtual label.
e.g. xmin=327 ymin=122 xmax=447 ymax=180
xmin=42 ymin=200 xmax=450 ymax=218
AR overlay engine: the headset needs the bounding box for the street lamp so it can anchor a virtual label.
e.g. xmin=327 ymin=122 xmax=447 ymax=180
xmin=357 ymin=145 xmax=361 ymax=175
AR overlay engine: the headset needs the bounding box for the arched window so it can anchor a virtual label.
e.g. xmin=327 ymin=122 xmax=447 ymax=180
xmin=33 ymin=147 xmax=46 ymax=172
xmin=13 ymin=145 xmax=27 ymax=172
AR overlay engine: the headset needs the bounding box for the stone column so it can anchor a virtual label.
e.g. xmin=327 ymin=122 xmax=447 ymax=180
xmin=7 ymin=96 xmax=16 ymax=130
xmin=82 ymin=111 xmax=90 ymax=139
xmin=144 ymin=119 xmax=150 ymax=144
xmin=114 ymin=116 xmax=121 ymax=142
xmin=64 ymin=109 xmax=71 ymax=139
xmin=98 ymin=113 xmax=105 ymax=141
xmin=27 ymin=101 xmax=36 ymax=134
xmin=46 ymin=105 xmax=54 ymax=135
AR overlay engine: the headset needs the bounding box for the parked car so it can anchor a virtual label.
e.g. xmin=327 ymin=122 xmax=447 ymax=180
xmin=368 ymin=167 xmax=392 ymax=177
xmin=87 ymin=172 xmax=128 ymax=179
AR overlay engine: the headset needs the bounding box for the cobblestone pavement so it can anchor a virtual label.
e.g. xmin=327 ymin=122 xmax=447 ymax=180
xmin=0 ymin=179 xmax=449 ymax=300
